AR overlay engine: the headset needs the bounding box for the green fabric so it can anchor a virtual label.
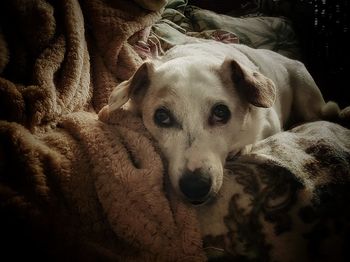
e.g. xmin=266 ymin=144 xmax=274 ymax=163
xmin=187 ymin=6 xmax=299 ymax=59
xmin=152 ymin=1 xmax=300 ymax=59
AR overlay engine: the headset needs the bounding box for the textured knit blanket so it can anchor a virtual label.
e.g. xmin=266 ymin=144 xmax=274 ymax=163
xmin=0 ymin=0 xmax=204 ymax=261
xmin=0 ymin=0 xmax=162 ymax=130
xmin=0 ymin=109 xmax=205 ymax=261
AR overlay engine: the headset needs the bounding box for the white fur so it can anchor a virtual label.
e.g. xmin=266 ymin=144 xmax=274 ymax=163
xmin=108 ymin=41 xmax=340 ymax=203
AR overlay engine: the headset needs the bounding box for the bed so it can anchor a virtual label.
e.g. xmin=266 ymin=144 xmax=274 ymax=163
xmin=1 ymin=0 xmax=349 ymax=261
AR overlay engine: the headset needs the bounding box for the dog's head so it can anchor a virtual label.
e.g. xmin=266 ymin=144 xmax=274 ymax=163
xmin=108 ymin=56 xmax=276 ymax=204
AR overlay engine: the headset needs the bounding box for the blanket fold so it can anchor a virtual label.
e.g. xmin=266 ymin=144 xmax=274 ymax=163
xmin=80 ymin=0 xmax=162 ymax=111
xmin=0 ymin=0 xmax=163 ymax=129
xmin=0 ymin=0 xmax=207 ymax=260
xmin=0 ymin=0 xmax=90 ymax=130
xmin=0 ymin=110 xmax=205 ymax=261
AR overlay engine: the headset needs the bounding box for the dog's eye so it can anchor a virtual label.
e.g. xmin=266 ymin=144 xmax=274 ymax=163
xmin=210 ymin=104 xmax=231 ymax=125
xmin=154 ymin=108 xmax=173 ymax=127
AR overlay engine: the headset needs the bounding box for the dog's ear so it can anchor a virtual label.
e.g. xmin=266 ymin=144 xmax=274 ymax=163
xmin=223 ymin=58 xmax=276 ymax=108
xmin=108 ymin=61 xmax=155 ymax=112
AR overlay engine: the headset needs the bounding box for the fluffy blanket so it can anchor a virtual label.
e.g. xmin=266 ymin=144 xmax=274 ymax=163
xmin=0 ymin=110 xmax=204 ymax=261
xmin=0 ymin=0 xmax=162 ymax=130
xmin=0 ymin=0 xmax=204 ymax=261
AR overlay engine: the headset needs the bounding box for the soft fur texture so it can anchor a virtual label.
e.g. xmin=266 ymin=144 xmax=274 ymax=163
xmin=108 ymin=41 xmax=347 ymax=203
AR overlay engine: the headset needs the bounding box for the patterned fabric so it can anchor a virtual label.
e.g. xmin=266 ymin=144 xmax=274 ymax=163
xmin=189 ymin=0 xmax=261 ymax=16
xmin=199 ymin=121 xmax=350 ymax=261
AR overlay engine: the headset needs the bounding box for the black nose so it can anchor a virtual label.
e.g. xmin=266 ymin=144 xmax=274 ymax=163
xmin=179 ymin=168 xmax=212 ymax=204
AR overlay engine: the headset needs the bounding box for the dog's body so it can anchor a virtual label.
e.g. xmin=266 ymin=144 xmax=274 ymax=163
xmin=108 ymin=41 xmax=340 ymax=204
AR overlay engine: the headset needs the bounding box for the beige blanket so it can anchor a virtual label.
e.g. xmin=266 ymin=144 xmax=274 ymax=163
xmin=0 ymin=0 xmax=162 ymax=130
xmin=0 ymin=0 xmax=205 ymax=261
xmin=0 ymin=110 xmax=205 ymax=261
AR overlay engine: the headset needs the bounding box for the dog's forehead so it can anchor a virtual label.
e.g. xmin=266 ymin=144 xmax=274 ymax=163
xmin=152 ymin=58 xmax=223 ymax=94
xmin=142 ymin=57 xmax=241 ymax=121
xmin=149 ymin=77 xmax=229 ymax=111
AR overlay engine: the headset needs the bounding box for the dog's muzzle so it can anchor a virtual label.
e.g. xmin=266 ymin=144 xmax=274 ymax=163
xmin=179 ymin=168 xmax=212 ymax=205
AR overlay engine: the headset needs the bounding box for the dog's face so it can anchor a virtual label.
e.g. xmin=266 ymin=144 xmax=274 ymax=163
xmin=108 ymin=57 xmax=276 ymax=204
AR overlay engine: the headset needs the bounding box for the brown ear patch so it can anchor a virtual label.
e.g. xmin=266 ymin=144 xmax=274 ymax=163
xmin=128 ymin=61 xmax=154 ymax=102
xmin=227 ymin=59 xmax=276 ymax=108
xmin=108 ymin=61 xmax=155 ymax=112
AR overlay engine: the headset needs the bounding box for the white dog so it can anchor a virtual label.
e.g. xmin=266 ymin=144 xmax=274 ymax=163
xmin=107 ymin=41 xmax=340 ymax=205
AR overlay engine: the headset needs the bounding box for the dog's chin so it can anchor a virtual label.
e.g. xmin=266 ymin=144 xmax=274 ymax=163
xmin=188 ymin=198 xmax=210 ymax=206
xmin=184 ymin=191 xmax=219 ymax=206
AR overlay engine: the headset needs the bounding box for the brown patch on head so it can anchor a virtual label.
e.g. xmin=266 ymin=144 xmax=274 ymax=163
xmin=108 ymin=61 xmax=155 ymax=113
xmin=241 ymin=71 xmax=276 ymax=108
xmin=128 ymin=61 xmax=154 ymax=103
xmin=140 ymin=85 xmax=180 ymax=128
xmin=154 ymin=86 xmax=178 ymax=100
xmin=221 ymin=58 xmax=276 ymax=108
xmin=142 ymin=86 xmax=179 ymax=112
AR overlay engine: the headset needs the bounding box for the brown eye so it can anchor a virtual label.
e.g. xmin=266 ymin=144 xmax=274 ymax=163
xmin=210 ymin=104 xmax=231 ymax=125
xmin=154 ymin=108 xmax=174 ymax=127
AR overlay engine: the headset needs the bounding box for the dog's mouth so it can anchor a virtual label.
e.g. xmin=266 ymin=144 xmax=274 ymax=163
xmin=187 ymin=194 xmax=211 ymax=206
xmin=188 ymin=193 xmax=218 ymax=206
xmin=182 ymin=190 xmax=214 ymax=206
xmin=189 ymin=200 xmax=207 ymax=205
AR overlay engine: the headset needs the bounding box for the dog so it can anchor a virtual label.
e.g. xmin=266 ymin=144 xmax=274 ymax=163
xmin=107 ymin=41 xmax=342 ymax=205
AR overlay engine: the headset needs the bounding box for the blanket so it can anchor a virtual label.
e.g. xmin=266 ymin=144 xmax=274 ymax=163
xmin=199 ymin=121 xmax=350 ymax=261
xmin=0 ymin=109 xmax=205 ymax=261
xmin=0 ymin=0 xmax=204 ymax=261
xmin=152 ymin=0 xmax=301 ymax=59
xmin=0 ymin=0 xmax=161 ymax=130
